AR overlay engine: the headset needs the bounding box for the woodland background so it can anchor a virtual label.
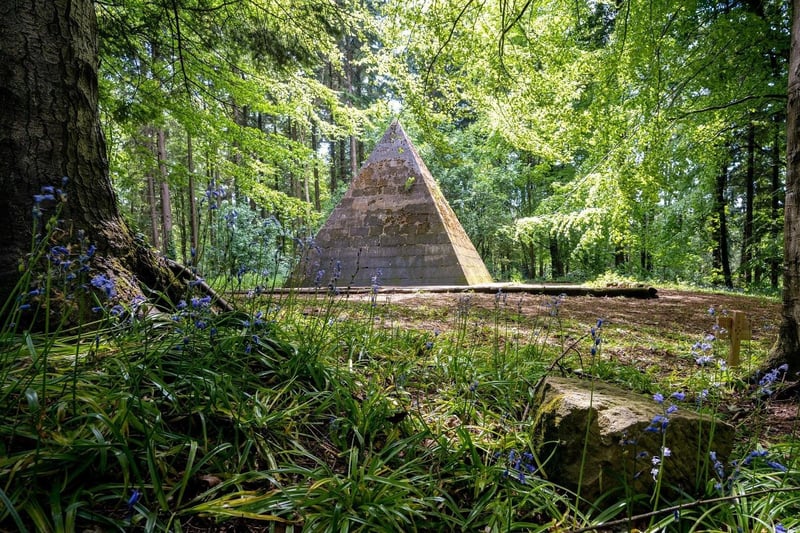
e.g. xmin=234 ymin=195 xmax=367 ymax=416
xmin=99 ymin=0 xmax=789 ymax=290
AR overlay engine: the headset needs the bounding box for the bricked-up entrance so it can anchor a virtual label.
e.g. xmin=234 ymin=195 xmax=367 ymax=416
xmin=292 ymin=120 xmax=493 ymax=287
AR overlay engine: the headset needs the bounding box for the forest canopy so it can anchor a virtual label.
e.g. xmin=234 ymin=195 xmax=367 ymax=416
xmin=96 ymin=0 xmax=789 ymax=290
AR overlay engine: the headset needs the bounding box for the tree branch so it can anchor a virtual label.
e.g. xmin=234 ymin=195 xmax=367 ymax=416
xmin=423 ymin=0 xmax=475 ymax=92
xmin=675 ymin=94 xmax=786 ymax=119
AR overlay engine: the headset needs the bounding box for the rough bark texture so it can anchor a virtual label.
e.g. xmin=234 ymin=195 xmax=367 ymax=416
xmin=770 ymin=0 xmax=800 ymax=373
xmin=0 ymin=0 xmax=182 ymax=320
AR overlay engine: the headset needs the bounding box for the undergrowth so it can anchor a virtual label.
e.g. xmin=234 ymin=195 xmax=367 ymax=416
xmin=1 ymin=187 xmax=799 ymax=532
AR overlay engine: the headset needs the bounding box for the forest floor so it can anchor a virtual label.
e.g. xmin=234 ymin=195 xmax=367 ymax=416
xmin=182 ymin=287 xmax=794 ymax=532
xmin=334 ymin=286 xmax=796 ymax=440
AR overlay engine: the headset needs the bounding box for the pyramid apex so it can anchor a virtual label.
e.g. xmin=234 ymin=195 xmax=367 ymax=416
xmin=365 ymin=118 xmax=419 ymax=168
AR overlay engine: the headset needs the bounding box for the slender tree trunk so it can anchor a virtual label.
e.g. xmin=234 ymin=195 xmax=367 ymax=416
xmin=350 ymin=134 xmax=358 ymax=180
xmin=144 ymin=127 xmax=162 ymax=248
xmin=771 ymin=114 xmax=783 ymax=289
xmin=187 ymin=134 xmax=199 ymax=265
xmin=339 ymin=138 xmax=347 ymax=184
xmin=712 ymin=162 xmax=734 ymax=288
xmin=157 ymin=128 xmax=173 ymax=256
xmin=742 ymin=122 xmax=756 ymax=285
xmin=178 ymin=184 xmax=187 ymax=263
xmin=549 ymin=235 xmax=565 ymax=279
xmin=311 ymin=125 xmax=321 ymax=211
xmin=769 ymin=0 xmax=800 ymax=372
xmin=146 ymin=173 xmax=161 ymax=249
xmin=0 ymin=0 xmax=182 ymax=321
xmin=329 ymin=139 xmax=337 ymax=193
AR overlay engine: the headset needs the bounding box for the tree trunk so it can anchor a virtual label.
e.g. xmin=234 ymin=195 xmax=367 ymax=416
xmin=187 ymin=134 xmax=199 ymax=265
xmin=549 ymin=235 xmax=565 ymax=279
xmin=712 ymin=162 xmax=734 ymax=288
xmin=771 ymin=113 xmax=783 ymax=289
xmin=339 ymin=138 xmax=347 ymax=184
xmin=350 ymin=134 xmax=359 ymax=180
xmin=742 ymin=122 xmax=756 ymax=285
xmin=157 ymin=128 xmax=173 ymax=256
xmin=769 ymin=0 xmax=800 ymax=373
xmin=312 ymin=125 xmax=321 ymax=211
xmin=0 ymin=0 xmax=182 ymax=322
xmin=146 ymin=174 xmax=161 ymax=249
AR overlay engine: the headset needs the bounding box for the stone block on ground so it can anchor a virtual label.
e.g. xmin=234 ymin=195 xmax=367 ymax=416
xmin=532 ymin=376 xmax=734 ymax=502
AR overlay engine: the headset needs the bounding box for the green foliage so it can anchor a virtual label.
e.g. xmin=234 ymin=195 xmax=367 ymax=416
xmin=377 ymin=0 xmax=788 ymax=286
xmin=198 ymin=200 xmax=300 ymax=287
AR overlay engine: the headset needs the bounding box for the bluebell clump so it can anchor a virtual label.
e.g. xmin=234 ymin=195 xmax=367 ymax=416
xmin=495 ymin=449 xmax=537 ymax=485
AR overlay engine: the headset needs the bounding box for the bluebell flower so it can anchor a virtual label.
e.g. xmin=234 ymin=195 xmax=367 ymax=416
xmin=645 ymin=414 xmax=669 ymax=433
xmin=767 ymin=460 xmax=788 ymax=472
xmin=670 ymin=392 xmax=685 ymax=401
xmin=653 ymin=393 xmax=665 ymax=404
xmin=743 ymin=450 xmax=768 ymax=466
xmin=90 ymin=274 xmax=117 ymax=298
xmin=496 ymin=448 xmax=536 ymax=484
xmin=695 ymin=355 xmax=714 ymax=366
xmin=190 ymin=295 xmax=211 ymax=308
xmin=127 ymin=488 xmax=141 ymax=509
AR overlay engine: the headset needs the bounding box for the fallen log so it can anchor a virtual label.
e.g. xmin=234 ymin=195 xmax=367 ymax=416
xmin=257 ymin=283 xmax=658 ymax=299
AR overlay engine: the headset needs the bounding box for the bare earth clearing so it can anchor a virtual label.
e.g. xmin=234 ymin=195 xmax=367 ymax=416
xmin=338 ymin=287 xmax=794 ymax=439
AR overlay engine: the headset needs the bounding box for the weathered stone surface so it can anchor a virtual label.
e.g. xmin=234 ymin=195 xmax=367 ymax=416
xmin=291 ymin=120 xmax=493 ymax=287
xmin=532 ymin=376 xmax=734 ymax=501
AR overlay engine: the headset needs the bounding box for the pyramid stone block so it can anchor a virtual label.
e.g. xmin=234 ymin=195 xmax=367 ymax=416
xmin=293 ymin=120 xmax=492 ymax=287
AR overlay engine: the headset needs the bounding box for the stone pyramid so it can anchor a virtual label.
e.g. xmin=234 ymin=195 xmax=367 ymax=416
xmin=294 ymin=120 xmax=492 ymax=287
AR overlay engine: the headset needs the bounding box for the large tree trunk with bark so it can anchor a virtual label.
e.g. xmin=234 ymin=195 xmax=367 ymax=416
xmin=0 ymin=0 xmax=183 ymax=323
xmin=769 ymin=0 xmax=800 ymax=373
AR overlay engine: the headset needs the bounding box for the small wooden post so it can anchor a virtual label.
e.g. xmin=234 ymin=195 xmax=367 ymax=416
xmin=716 ymin=311 xmax=751 ymax=367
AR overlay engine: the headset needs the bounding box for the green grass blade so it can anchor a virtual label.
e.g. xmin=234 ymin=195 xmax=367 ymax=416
xmin=0 ymin=486 xmax=29 ymax=533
